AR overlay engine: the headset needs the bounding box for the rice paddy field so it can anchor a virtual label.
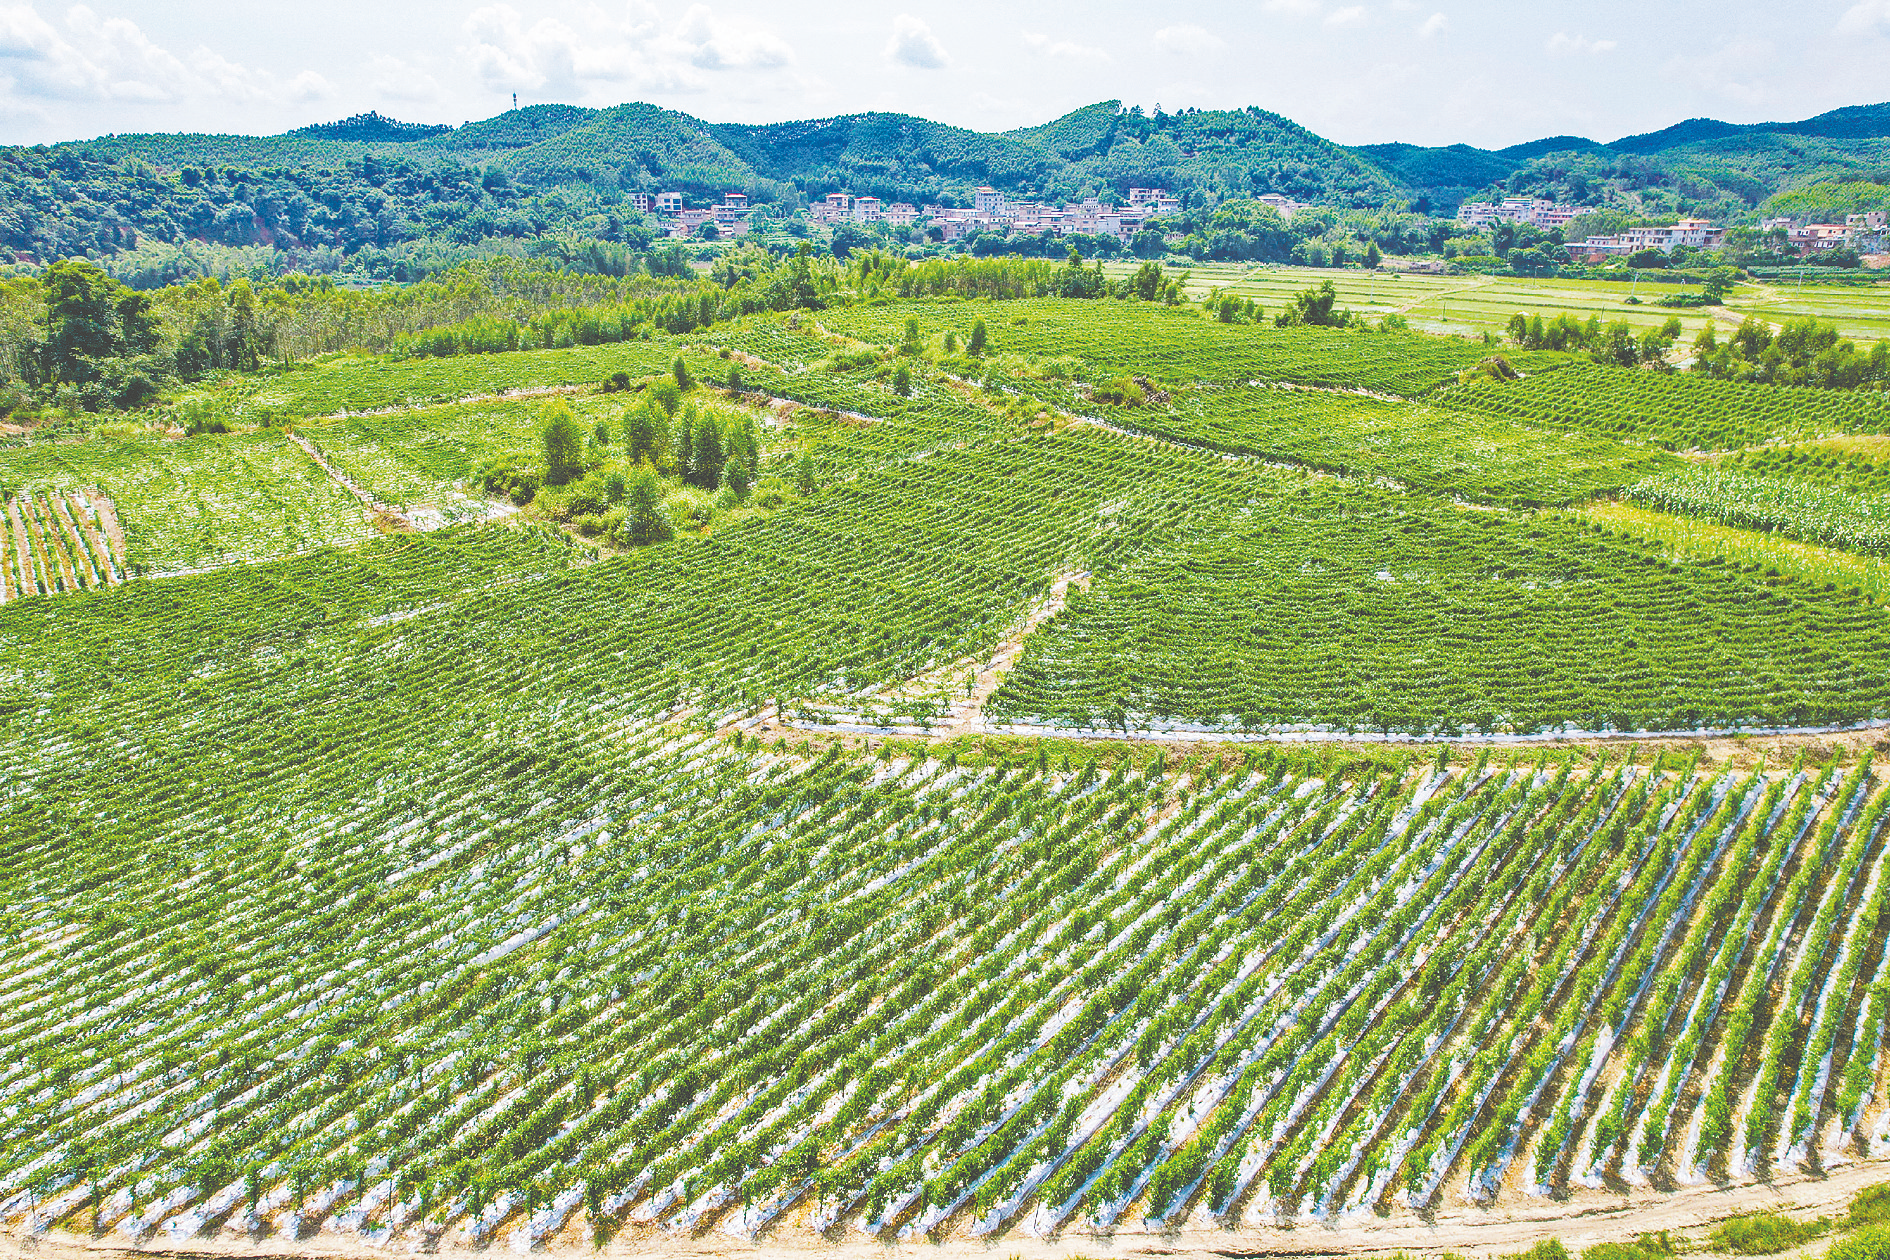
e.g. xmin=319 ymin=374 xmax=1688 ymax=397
xmin=6 ymin=290 xmax=1890 ymax=1259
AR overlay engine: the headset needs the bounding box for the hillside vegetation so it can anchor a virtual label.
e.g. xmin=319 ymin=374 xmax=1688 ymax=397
xmin=7 ymin=99 xmax=1889 ymax=277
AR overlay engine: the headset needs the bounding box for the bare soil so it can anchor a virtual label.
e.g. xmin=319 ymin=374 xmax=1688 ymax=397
xmin=90 ymin=494 xmax=129 ymax=568
xmin=940 ymin=569 xmax=1090 ymax=735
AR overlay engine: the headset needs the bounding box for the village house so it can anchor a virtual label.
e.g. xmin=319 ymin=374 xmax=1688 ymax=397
xmin=1576 ymin=218 xmax=1725 ymax=259
xmin=1790 ymin=223 xmax=1855 ymax=253
xmin=1255 ymin=193 xmax=1299 ymax=220
xmin=808 ymin=192 xmax=852 ymax=224
xmin=1456 ymin=197 xmax=1583 ymax=229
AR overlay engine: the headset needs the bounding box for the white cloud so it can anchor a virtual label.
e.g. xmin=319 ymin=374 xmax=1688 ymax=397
xmin=0 ymin=3 xmax=329 ymax=106
xmin=1661 ymin=38 xmax=1775 ymax=106
xmin=369 ymin=54 xmax=440 ymax=103
xmin=1021 ymin=30 xmax=1109 ymax=61
xmin=1153 ymin=23 xmax=1226 ymax=56
xmin=1837 ymin=0 xmax=1890 ymax=33
xmin=885 ymin=14 xmax=948 ymax=69
xmin=1417 ymin=12 xmax=1447 ymax=38
xmin=1261 ymin=0 xmax=1321 ymax=16
xmin=1325 ymin=6 xmax=1367 ymax=28
xmin=460 ymin=2 xmax=794 ymax=98
xmin=1546 ymin=32 xmax=1616 ymax=56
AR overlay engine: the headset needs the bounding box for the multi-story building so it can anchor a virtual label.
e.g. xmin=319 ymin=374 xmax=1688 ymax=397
xmin=884 ymin=203 xmax=919 ymax=227
xmin=1456 ymin=197 xmax=1582 ymax=229
xmin=852 ymin=196 xmax=884 ymax=224
xmin=1790 ymin=223 xmax=1854 ymax=252
xmin=1255 ymin=193 xmax=1298 ymax=220
xmin=1576 ymin=218 xmax=1725 ymax=258
xmin=972 ymin=186 xmax=1007 ymax=217
xmin=1127 ymin=187 xmax=1181 ymax=216
xmin=626 ymin=192 xmax=653 ymax=214
xmin=673 ymin=208 xmax=717 ymax=237
xmin=655 ymin=191 xmax=685 ymax=215
xmin=808 ymin=192 xmax=853 ymax=223
xmin=1578 ymin=235 xmax=1632 ymax=257
xmin=1847 ymin=211 xmax=1887 ymax=232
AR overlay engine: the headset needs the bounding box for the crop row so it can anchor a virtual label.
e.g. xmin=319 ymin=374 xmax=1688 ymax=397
xmin=1628 ymin=466 xmax=1890 ymax=555
xmin=1442 ymin=362 xmax=1890 ymax=451
xmin=0 ymin=490 xmax=125 ymax=600
xmin=987 ymin=478 xmax=1890 ymax=737
xmin=0 ymin=430 xmax=374 ymax=574
xmin=806 ymin=301 xmax=1571 ymax=397
xmin=2 ymin=616 xmax=1884 ymax=1248
xmin=1721 ymin=442 xmax=1890 ymax=497
xmin=0 ymin=513 xmax=1883 ymax=1245
xmin=1091 ymin=384 xmax=1672 ymax=509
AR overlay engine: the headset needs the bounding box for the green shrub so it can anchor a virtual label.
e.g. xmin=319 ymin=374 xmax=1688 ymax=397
xmin=1090 ymin=376 xmax=1146 ymax=407
xmin=1587 ymin=1233 xmax=1678 ymax=1260
xmin=1851 ymin=1185 xmax=1890 ymax=1228
xmin=1829 ymin=1226 xmax=1890 ymax=1260
xmin=540 ymin=400 xmax=584 ymax=486
xmin=475 ymin=454 xmax=540 ymax=505
xmin=647 ymin=377 xmax=682 ymax=416
xmin=1508 ymin=1241 xmax=1571 ymax=1260
xmin=1711 ymin=1212 xmax=1819 ymax=1255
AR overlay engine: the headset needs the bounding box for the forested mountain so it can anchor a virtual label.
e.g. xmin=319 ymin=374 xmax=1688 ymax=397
xmin=3 ymin=99 xmax=1887 ymax=276
xmin=1373 ymin=102 xmax=1890 ymax=221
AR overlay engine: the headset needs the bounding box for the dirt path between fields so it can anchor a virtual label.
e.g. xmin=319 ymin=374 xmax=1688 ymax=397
xmin=942 ymin=568 xmax=1089 ymax=735
xmin=286 ymin=432 xmax=415 ymax=532
xmin=299 ymin=383 xmax=591 ymax=424
xmin=11 ymin=1157 xmax=1889 ymax=1260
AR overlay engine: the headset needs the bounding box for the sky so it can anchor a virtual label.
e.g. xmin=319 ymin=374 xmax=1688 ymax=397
xmin=2 ymin=0 xmax=1889 ymax=149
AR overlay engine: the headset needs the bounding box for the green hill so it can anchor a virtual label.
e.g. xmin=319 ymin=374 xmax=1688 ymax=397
xmin=493 ymin=102 xmax=754 ymax=188
xmin=5 ymin=98 xmax=1889 ymax=275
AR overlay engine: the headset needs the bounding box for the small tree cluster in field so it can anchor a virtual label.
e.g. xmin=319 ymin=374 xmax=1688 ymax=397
xmin=1506 ymin=309 xmax=1684 ymax=368
xmin=473 ymin=381 xmax=774 ymax=548
xmin=1693 ymin=316 xmax=1890 ymax=391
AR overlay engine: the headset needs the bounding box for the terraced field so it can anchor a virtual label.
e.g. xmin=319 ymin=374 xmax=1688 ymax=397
xmin=5 ymin=293 xmax=1890 ymax=1256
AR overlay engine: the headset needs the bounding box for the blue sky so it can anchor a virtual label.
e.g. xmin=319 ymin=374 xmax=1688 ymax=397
xmin=2 ymin=0 xmax=1888 ymax=148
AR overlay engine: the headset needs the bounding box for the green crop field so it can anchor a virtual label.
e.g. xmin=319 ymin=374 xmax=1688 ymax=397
xmin=1092 ymin=383 xmax=1673 ymax=506
xmin=1132 ymin=263 xmax=1890 ymax=347
xmin=0 ymin=430 xmax=374 ymax=574
xmin=812 ymin=298 xmax=1572 ymax=396
xmin=7 ymin=290 xmax=1890 ymax=1256
xmin=1723 ymin=277 xmax=1890 ymax=344
xmin=1442 ymin=362 xmax=1890 ymax=450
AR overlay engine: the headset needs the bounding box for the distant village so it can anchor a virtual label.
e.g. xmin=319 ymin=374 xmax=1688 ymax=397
xmin=626 ymin=185 xmax=1886 ymax=262
xmin=629 ymin=186 xmax=1231 ymax=246
xmin=1454 ymin=195 xmax=1886 ymax=260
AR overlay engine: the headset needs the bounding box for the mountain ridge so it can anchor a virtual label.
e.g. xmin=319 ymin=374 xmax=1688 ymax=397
xmin=6 ymin=98 xmax=1887 ymax=271
xmin=48 ymin=97 xmax=1890 ymax=215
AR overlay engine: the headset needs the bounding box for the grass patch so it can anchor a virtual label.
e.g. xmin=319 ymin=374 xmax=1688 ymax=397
xmin=1830 ymin=1226 xmax=1890 ymax=1260
xmin=1851 ymin=1185 xmax=1890 ymax=1229
xmin=1574 ymin=500 xmax=1890 ymax=605
xmin=1587 ymin=1232 xmax=1681 ymax=1260
xmin=1710 ymin=1212 xmax=1823 ymax=1255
